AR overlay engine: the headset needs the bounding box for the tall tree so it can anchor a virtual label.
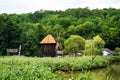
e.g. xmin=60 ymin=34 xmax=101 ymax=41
xmin=0 ymin=15 xmax=21 ymax=54
xmin=84 ymin=35 xmax=105 ymax=55
xmin=64 ymin=35 xmax=85 ymax=56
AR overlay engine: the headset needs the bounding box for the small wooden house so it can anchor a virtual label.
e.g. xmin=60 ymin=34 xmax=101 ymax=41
xmin=40 ymin=34 xmax=56 ymax=57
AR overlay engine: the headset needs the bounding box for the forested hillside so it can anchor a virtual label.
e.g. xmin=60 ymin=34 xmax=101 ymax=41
xmin=0 ymin=8 xmax=120 ymax=56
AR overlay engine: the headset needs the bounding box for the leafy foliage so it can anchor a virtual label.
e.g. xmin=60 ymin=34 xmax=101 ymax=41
xmin=84 ymin=35 xmax=105 ymax=55
xmin=0 ymin=56 xmax=120 ymax=79
xmin=64 ymin=35 xmax=85 ymax=56
xmin=0 ymin=8 xmax=120 ymax=56
xmin=0 ymin=15 xmax=21 ymax=55
xmin=93 ymin=35 xmax=105 ymax=49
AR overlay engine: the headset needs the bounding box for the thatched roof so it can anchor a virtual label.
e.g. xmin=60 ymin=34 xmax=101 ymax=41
xmin=40 ymin=34 xmax=56 ymax=44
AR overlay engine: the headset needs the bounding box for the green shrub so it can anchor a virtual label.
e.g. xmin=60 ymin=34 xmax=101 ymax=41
xmin=115 ymin=47 xmax=120 ymax=51
xmin=84 ymin=40 xmax=102 ymax=55
xmin=84 ymin=35 xmax=105 ymax=56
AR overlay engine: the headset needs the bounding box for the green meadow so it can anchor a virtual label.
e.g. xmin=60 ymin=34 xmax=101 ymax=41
xmin=0 ymin=56 xmax=120 ymax=80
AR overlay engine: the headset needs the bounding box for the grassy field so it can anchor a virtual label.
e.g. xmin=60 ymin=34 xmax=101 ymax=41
xmin=0 ymin=56 xmax=120 ymax=80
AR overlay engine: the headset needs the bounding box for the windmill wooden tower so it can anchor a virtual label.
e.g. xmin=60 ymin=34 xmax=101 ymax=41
xmin=40 ymin=34 xmax=56 ymax=57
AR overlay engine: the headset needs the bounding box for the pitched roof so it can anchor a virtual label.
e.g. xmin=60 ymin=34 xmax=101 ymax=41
xmin=40 ymin=34 xmax=56 ymax=44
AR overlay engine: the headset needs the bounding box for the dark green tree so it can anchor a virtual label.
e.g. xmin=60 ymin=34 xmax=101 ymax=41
xmin=0 ymin=15 xmax=21 ymax=54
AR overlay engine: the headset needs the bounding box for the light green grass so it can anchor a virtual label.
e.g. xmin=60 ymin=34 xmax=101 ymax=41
xmin=0 ymin=56 xmax=120 ymax=80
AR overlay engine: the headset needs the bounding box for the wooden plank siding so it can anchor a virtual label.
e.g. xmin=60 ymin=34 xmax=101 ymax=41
xmin=40 ymin=34 xmax=57 ymax=57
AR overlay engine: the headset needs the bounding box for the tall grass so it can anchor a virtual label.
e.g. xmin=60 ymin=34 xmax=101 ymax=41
xmin=0 ymin=56 xmax=120 ymax=79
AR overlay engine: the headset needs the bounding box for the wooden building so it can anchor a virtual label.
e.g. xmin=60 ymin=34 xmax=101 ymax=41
xmin=40 ymin=34 xmax=56 ymax=57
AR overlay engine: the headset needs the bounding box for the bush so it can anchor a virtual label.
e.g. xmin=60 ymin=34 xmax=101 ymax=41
xmin=115 ymin=47 xmax=120 ymax=51
xmin=115 ymin=47 xmax=120 ymax=56
xmin=84 ymin=35 xmax=105 ymax=56
xmin=84 ymin=40 xmax=102 ymax=55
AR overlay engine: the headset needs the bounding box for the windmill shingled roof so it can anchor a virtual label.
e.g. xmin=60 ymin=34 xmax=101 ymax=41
xmin=40 ymin=34 xmax=56 ymax=44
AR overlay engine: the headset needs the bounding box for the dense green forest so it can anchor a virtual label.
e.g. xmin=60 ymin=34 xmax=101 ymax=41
xmin=0 ymin=8 xmax=120 ymax=56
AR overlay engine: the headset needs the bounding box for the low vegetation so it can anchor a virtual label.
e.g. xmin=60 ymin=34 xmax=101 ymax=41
xmin=0 ymin=56 xmax=120 ymax=79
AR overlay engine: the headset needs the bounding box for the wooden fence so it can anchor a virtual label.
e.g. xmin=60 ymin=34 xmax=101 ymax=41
xmin=6 ymin=49 xmax=18 ymax=55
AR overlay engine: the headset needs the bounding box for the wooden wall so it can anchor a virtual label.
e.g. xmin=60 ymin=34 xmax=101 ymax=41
xmin=41 ymin=44 xmax=56 ymax=57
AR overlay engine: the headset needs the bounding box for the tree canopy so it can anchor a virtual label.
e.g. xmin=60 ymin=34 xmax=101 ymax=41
xmin=0 ymin=8 xmax=120 ymax=56
xmin=84 ymin=35 xmax=105 ymax=55
xmin=64 ymin=35 xmax=85 ymax=56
